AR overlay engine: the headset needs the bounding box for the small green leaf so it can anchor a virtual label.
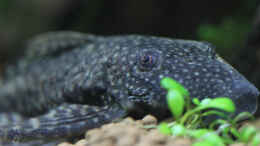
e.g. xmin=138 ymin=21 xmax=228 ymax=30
xmin=160 ymin=77 xmax=189 ymax=97
xmin=192 ymin=98 xmax=201 ymax=105
xmin=251 ymin=133 xmax=260 ymax=146
xmin=171 ymin=124 xmax=186 ymax=136
xmin=196 ymin=132 xmax=225 ymax=146
xmin=200 ymin=98 xmax=212 ymax=106
xmin=158 ymin=122 xmax=171 ymax=135
xmin=218 ymin=124 xmax=232 ymax=139
xmin=203 ymin=97 xmax=235 ymax=113
xmin=201 ymin=110 xmax=228 ymax=118
xmin=234 ymin=112 xmax=254 ymax=123
xmin=239 ymin=125 xmax=257 ymax=143
xmin=167 ymin=90 xmax=185 ymax=120
xmin=209 ymin=119 xmax=228 ymax=129
xmin=187 ymin=129 xmax=211 ymax=138
xmin=230 ymin=127 xmax=240 ymax=139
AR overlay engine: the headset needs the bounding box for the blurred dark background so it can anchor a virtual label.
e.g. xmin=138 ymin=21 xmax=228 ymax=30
xmin=1 ymin=0 xmax=260 ymax=110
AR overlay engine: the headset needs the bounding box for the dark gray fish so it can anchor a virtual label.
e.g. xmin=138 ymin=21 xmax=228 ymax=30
xmin=0 ymin=32 xmax=258 ymax=144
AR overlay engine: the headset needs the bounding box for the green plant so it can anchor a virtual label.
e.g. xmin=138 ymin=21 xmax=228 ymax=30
xmin=197 ymin=18 xmax=250 ymax=49
xmin=158 ymin=77 xmax=259 ymax=146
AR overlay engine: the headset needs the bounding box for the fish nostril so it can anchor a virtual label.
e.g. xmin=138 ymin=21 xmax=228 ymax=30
xmin=232 ymin=80 xmax=259 ymax=114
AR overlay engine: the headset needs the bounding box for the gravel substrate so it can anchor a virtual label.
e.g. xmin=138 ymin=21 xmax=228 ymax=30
xmin=58 ymin=115 xmax=247 ymax=146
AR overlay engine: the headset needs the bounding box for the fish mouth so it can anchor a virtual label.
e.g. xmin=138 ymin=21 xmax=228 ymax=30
xmin=126 ymin=94 xmax=169 ymax=118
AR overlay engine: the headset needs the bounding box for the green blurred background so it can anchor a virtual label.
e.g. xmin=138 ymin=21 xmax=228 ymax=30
xmin=0 ymin=0 xmax=260 ymax=91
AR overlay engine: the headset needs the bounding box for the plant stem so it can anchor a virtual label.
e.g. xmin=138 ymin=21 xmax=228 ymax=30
xmin=180 ymin=106 xmax=205 ymax=125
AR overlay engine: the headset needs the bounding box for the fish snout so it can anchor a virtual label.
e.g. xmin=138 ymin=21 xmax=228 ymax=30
xmin=231 ymin=79 xmax=259 ymax=115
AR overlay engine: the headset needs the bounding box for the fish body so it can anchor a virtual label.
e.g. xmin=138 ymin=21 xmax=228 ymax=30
xmin=0 ymin=31 xmax=258 ymax=143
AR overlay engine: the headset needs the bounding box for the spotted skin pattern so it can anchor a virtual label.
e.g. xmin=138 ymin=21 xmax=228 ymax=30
xmin=0 ymin=31 xmax=258 ymax=144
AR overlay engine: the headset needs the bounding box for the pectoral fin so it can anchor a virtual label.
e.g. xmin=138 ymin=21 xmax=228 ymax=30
xmin=0 ymin=103 xmax=126 ymax=142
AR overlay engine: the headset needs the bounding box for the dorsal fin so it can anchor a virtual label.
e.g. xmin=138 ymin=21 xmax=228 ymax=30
xmin=24 ymin=31 xmax=96 ymax=59
xmin=3 ymin=31 xmax=96 ymax=80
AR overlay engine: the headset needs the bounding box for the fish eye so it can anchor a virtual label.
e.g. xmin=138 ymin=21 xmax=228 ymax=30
xmin=138 ymin=51 xmax=158 ymax=71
